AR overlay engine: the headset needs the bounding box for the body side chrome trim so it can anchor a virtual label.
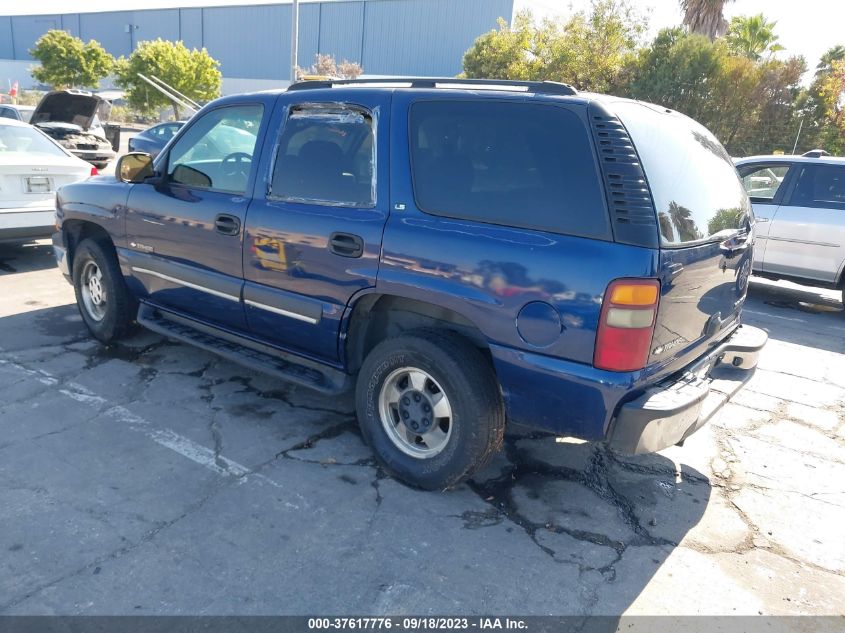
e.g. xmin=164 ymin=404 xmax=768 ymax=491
xmin=244 ymin=299 xmax=319 ymax=324
xmin=131 ymin=267 xmax=241 ymax=302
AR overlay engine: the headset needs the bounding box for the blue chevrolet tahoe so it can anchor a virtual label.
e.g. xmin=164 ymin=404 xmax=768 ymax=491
xmin=52 ymin=78 xmax=767 ymax=490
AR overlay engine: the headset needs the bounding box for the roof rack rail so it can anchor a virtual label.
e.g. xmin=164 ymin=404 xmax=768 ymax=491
xmin=287 ymin=77 xmax=578 ymax=96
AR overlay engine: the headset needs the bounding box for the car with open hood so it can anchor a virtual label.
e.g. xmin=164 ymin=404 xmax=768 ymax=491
xmin=30 ymin=90 xmax=116 ymax=169
xmin=0 ymin=117 xmax=96 ymax=243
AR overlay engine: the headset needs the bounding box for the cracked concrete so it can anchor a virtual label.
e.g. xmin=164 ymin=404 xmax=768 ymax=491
xmin=1 ymin=244 xmax=844 ymax=617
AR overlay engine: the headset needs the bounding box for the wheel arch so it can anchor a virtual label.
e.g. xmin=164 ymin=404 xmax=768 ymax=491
xmin=63 ymin=220 xmax=114 ymax=277
xmin=342 ymin=292 xmax=491 ymax=373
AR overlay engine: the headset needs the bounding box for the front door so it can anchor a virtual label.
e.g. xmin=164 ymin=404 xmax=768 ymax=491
xmin=242 ymin=93 xmax=390 ymax=363
xmin=124 ymin=101 xmax=270 ymax=331
xmin=764 ymin=162 xmax=845 ymax=283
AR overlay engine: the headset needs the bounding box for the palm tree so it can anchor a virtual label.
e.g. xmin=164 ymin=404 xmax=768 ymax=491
xmin=680 ymin=0 xmax=733 ymax=41
xmin=725 ymin=14 xmax=784 ymax=61
xmin=817 ymin=45 xmax=845 ymax=76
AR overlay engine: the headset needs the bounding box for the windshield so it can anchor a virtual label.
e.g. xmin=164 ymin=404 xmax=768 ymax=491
xmin=0 ymin=123 xmax=69 ymax=157
xmin=614 ymin=101 xmax=751 ymax=247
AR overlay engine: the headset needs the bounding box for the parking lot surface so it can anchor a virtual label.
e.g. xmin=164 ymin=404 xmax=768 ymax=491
xmin=1 ymin=241 xmax=844 ymax=617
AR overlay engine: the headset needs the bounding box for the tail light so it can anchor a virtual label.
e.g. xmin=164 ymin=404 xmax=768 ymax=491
xmin=90 ymin=166 xmax=99 ymax=177
xmin=594 ymin=278 xmax=660 ymax=372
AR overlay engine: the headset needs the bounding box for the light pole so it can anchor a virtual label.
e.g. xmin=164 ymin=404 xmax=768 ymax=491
xmin=290 ymin=0 xmax=299 ymax=84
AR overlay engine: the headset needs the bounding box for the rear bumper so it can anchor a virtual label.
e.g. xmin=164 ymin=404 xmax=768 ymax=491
xmin=0 ymin=209 xmax=55 ymax=243
xmin=608 ymin=324 xmax=768 ymax=454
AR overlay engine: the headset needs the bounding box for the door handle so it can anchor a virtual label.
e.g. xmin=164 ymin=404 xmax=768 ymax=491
xmin=755 ymin=217 xmax=770 ymax=223
xmin=215 ymin=214 xmax=241 ymax=236
xmin=329 ymin=232 xmax=364 ymax=258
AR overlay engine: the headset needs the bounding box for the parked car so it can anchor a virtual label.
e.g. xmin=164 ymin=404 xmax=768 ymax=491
xmin=0 ymin=118 xmax=95 ymax=243
xmin=30 ymin=90 xmax=116 ymax=169
xmin=0 ymin=104 xmax=36 ymax=123
xmin=128 ymin=121 xmax=185 ymax=158
xmin=52 ymin=79 xmax=766 ymax=490
xmin=736 ymin=153 xmax=845 ymax=305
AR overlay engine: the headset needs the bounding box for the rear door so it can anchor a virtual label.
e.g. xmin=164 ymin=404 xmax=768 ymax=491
xmin=614 ymin=101 xmax=753 ymax=374
xmin=124 ymin=99 xmax=271 ymax=332
xmin=763 ymin=162 xmax=845 ymax=283
xmin=240 ymin=91 xmax=390 ymax=362
xmin=736 ymin=161 xmax=794 ymax=272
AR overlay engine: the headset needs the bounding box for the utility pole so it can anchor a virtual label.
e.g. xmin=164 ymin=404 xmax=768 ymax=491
xmin=290 ymin=0 xmax=299 ymax=85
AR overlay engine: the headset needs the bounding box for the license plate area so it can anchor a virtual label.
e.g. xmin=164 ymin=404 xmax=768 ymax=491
xmin=24 ymin=176 xmax=52 ymax=194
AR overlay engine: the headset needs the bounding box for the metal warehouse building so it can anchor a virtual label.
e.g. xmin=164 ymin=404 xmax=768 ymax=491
xmin=0 ymin=0 xmax=515 ymax=94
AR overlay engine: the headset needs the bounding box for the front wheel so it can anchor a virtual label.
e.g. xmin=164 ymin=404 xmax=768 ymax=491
xmin=355 ymin=329 xmax=505 ymax=490
xmin=72 ymin=238 xmax=135 ymax=343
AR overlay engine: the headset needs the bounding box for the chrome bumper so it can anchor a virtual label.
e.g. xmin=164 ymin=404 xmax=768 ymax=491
xmin=608 ymin=324 xmax=768 ymax=454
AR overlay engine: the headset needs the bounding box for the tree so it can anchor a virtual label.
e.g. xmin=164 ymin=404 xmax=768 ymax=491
xmin=29 ymin=29 xmax=113 ymax=89
xmin=296 ymin=53 xmax=363 ymax=80
xmin=461 ymin=12 xmax=539 ymax=81
xmin=725 ymin=14 xmax=784 ymax=61
xmin=461 ymin=1 xmax=647 ymax=92
xmin=114 ymin=39 xmax=221 ymax=118
xmin=817 ymin=45 xmax=845 ymax=76
xmin=815 ymin=59 xmax=845 ymax=154
xmin=625 ymin=28 xmax=805 ymax=155
xmin=680 ymin=0 xmax=733 ymax=41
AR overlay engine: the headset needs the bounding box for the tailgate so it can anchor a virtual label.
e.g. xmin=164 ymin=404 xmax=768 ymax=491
xmin=609 ymin=99 xmax=753 ymax=373
xmin=651 ymin=237 xmax=751 ymax=371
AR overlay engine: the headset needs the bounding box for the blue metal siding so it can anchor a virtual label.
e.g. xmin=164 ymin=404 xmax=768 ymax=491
xmin=362 ymin=0 xmax=514 ymax=76
xmin=60 ymin=14 xmax=80 ymax=38
xmin=0 ymin=17 xmax=13 ymax=59
xmin=132 ymin=9 xmax=181 ymax=47
xmin=11 ymin=15 xmax=62 ymax=60
xmin=317 ymin=2 xmax=365 ymax=66
xmin=79 ymin=12 xmax=133 ymax=58
xmin=178 ymin=8 xmax=203 ymax=49
xmin=295 ymin=3 xmax=321 ymax=71
xmin=1 ymin=1 xmax=514 ymax=79
xmin=202 ymin=5 xmax=287 ymax=80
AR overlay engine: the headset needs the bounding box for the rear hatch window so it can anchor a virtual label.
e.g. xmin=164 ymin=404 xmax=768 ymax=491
xmin=613 ymin=101 xmax=752 ymax=374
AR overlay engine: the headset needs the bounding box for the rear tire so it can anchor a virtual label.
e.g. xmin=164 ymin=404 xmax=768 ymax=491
xmin=72 ymin=238 xmax=135 ymax=343
xmin=355 ymin=329 xmax=505 ymax=490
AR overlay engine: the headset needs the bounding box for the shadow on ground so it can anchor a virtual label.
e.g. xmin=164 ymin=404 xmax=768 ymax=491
xmin=0 ymin=241 xmax=57 ymax=275
xmin=0 ymin=303 xmax=711 ymax=617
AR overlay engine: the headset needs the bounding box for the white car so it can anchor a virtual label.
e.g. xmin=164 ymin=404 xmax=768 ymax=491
xmin=735 ymin=153 xmax=845 ymax=304
xmin=0 ymin=117 xmax=95 ymax=243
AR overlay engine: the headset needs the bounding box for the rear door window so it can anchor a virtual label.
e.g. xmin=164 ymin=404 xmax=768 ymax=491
xmin=614 ymin=101 xmax=750 ymax=246
xmin=787 ymin=164 xmax=845 ymax=210
xmin=738 ymin=164 xmax=791 ymax=202
xmin=408 ymin=100 xmax=609 ymax=239
xmin=269 ymin=105 xmax=375 ymax=207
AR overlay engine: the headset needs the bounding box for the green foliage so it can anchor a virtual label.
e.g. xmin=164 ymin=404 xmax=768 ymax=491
xmin=625 ymin=28 xmax=805 ymax=155
xmin=463 ymin=6 xmax=845 ymax=157
xmin=114 ymin=39 xmax=221 ymax=118
xmin=29 ymin=30 xmax=113 ymax=89
xmin=725 ymin=14 xmax=784 ymax=61
xmin=462 ymin=1 xmax=647 ymax=92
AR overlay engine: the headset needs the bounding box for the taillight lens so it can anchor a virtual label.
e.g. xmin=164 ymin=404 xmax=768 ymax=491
xmin=594 ymin=278 xmax=660 ymax=372
xmin=90 ymin=166 xmax=99 ymax=177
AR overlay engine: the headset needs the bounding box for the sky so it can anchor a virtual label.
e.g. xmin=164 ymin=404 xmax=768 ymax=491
xmin=2 ymin=0 xmax=843 ymax=80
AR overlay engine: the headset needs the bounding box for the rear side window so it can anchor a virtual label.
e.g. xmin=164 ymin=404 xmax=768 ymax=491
xmin=738 ymin=164 xmax=790 ymax=202
xmin=409 ymin=100 xmax=609 ymax=239
xmin=789 ymin=164 xmax=845 ymax=210
xmin=614 ymin=102 xmax=750 ymax=246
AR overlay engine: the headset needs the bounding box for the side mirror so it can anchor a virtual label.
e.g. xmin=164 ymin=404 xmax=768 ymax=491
xmin=117 ymin=152 xmax=154 ymax=184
